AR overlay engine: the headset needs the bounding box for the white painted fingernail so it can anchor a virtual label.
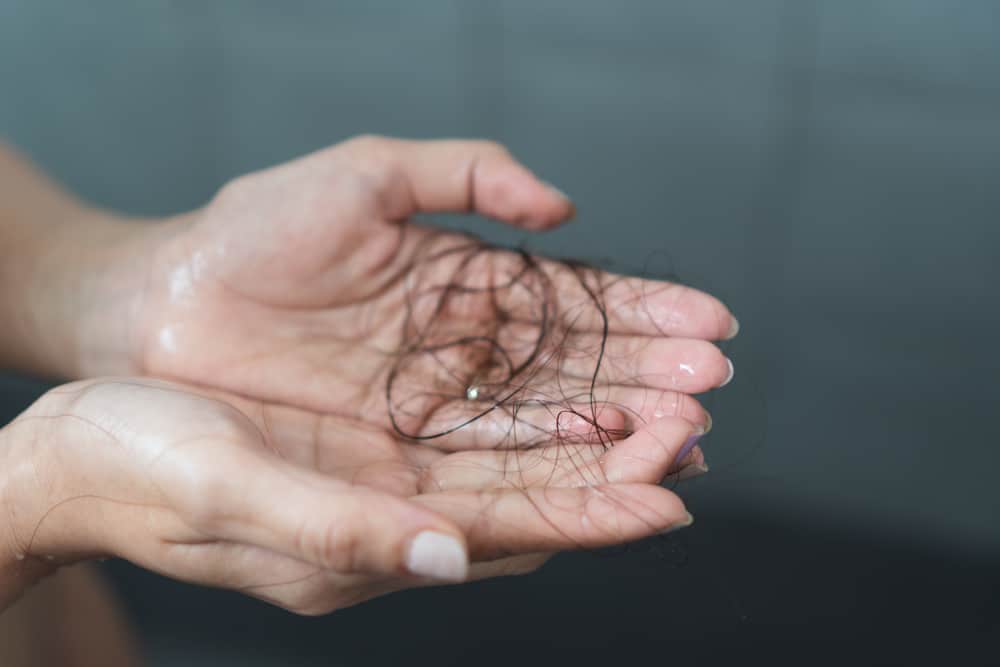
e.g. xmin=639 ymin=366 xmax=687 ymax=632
xmin=719 ymin=358 xmax=735 ymax=388
xmin=659 ymin=511 xmax=694 ymax=535
xmin=406 ymin=531 xmax=468 ymax=581
xmin=544 ymin=181 xmax=571 ymax=202
xmin=726 ymin=317 xmax=740 ymax=340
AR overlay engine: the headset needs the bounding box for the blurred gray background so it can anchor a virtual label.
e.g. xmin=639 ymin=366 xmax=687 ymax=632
xmin=1 ymin=1 xmax=998 ymax=664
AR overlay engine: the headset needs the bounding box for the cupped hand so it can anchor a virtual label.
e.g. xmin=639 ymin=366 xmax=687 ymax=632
xmin=118 ymin=136 xmax=736 ymax=451
xmin=3 ymin=378 xmax=702 ymax=613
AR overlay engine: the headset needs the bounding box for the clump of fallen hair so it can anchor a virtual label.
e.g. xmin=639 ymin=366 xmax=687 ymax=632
xmin=384 ymin=232 xmax=663 ymax=495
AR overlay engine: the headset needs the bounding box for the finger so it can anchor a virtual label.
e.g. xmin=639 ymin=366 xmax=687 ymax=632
xmin=251 ymin=391 xmax=706 ymax=494
xmin=350 ymin=136 xmax=574 ymax=229
xmin=422 ymin=443 xmax=607 ymax=492
xmin=522 ymin=263 xmax=739 ymax=340
xmin=598 ymin=417 xmax=705 ymax=484
xmin=387 ymin=330 xmax=727 ymax=441
xmin=422 ymin=442 xmax=704 ymax=491
xmin=85 ymin=499 xmax=357 ymax=614
xmin=531 ymin=331 xmax=734 ymax=393
xmin=397 ymin=241 xmax=737 ymax=340
xmin=414 ymin=483 xmax=691 ymax=560
xmin=199 ymin=454 xmax=470 ymax=581
xmin=422 ymin=416 xmax=703 ymax=492
xmin=394 ymin=378 xmax=709 ymax=454
xmin=561 ymin=385 xmax=710 ymax=433
xmin=148 ymin=538 xmax=317 ymax=594
xmin=409 ymin=399 xmax=628 ymax=451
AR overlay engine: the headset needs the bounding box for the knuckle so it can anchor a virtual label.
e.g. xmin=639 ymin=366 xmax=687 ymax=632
xmin=475 ymin=139 xmax=510 ymax=157
xmin=343 ymin=133 xmax=390 ymax=156
xmin=481 ymin=176 xmax=515 ymax=208
xmin=177 ymin=461 xmax=234 ymax=531
xmin=580 ymin=486 xmax=625 ymax=539
xmin=673 ymin=393 xmax=695 ymax=420
xmin=675 ymin=395 xmax=708 ymax=428
xmin=654 ymin=413 xmax=691 ymax=432
xmin=308 ymin=520 xmax=365 ymax=573
xmin=212 ymin=172 xmax=255 ymax=206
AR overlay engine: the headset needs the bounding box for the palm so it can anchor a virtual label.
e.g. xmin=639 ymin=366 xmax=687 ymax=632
xmin=135 ymin=137 xmax=735 ymax=452
xmin=39 ymin=378 xmax=701 ymax=612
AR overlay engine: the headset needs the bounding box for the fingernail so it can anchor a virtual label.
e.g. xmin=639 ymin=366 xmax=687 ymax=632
xmin=406 ymin=531 xmax=468 ymax=581
xmin=703 ymin=410 xmax=713 ymax=434
xmin=674 ymin=429 xmax=704 ymax=465
xmin=544 ymin=181 xmax=571 ymax=202
xmin=676 ymin=463 xmax=710 ymax=481
xmin=660 ymin=511 xmax=694 ymax=535
xmin=719 ymin=358 xmax=735 ymax=388
xmin=726 ymin=317 xmax=740 ymax=340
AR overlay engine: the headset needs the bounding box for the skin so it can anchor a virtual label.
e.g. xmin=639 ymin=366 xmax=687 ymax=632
xmin=1 ymin=377 xmax=704 ymax=612
xmin=0 ymin=136 xmax=736 ymax=663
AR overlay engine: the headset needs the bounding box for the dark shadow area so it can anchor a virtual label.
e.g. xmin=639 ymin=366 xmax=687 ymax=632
xmin=103 ymin=509 xmax=999 ymax=666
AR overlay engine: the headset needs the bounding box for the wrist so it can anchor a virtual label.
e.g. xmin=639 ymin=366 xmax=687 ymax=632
xmin=50 ymin=210 xmax=165 ymax=378
xmin=0 ymin=205 xmax=178 ymax=378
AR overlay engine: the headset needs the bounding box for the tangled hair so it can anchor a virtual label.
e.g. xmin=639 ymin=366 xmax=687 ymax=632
xmin=391 ymin=238 xmax=601 ymax=434
xmin=383 ymin=229 xmax=698 ymax=500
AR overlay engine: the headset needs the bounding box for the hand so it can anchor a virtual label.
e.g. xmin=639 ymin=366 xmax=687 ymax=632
xmin=1 ymin=378 xmax=702 ymax=614
xmin=110 ymin=136 xmax=736 ymax=450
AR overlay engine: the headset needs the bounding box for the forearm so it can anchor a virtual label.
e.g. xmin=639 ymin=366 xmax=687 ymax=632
xmin=0 ymin=143 xmax=150 ymax=378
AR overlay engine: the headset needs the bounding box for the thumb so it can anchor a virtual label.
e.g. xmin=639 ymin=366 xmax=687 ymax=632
xmin=195 ymin=454 xmax=469 ymax=582
xmin=344 ymin=135 xmax=574 ymax=229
